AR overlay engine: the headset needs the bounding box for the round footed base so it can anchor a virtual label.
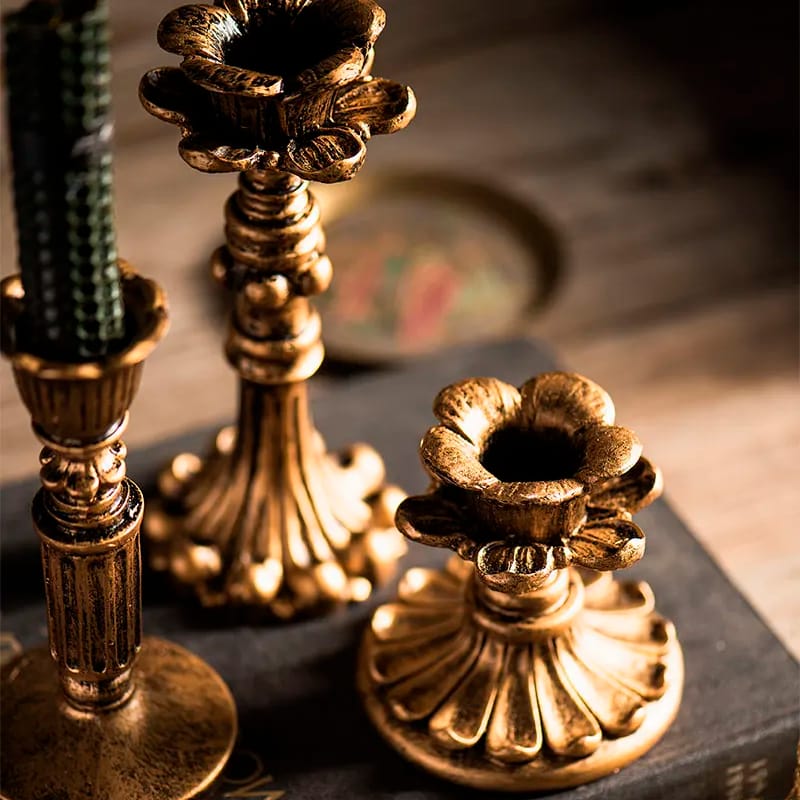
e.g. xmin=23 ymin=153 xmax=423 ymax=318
xmin=357 ymin=564 xmax=684 ymax=792
xmin=359 ymin=643 xmax=683 ymax=792
xmin=1 ymin=637 xmax=237 ymax=800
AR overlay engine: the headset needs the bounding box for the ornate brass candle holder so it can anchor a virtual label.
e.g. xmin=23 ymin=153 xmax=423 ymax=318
xmin=139 ymin=0 xmax=415 ymax=616
xmin=0 ymin=269 xmax=237 ymax=800
xmin=358 ymin=373 xmax=683 ymax=791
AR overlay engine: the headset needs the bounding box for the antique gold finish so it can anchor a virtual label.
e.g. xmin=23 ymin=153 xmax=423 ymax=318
xmin=358 ymin=373 xmax=683 ymax=791
xmin=139 ymin=0 xmax=415 ymax=614
xmin=0 ymin=269 xmax=237 ymax=800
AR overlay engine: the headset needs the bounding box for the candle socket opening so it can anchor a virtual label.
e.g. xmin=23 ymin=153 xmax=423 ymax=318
xmin=12 ymin=307 xmax=133 ymax=363
xmin=480 ymin=425 xmax=581 ymax=483
xmin=225 ymin=11 xmax=341 ymax=88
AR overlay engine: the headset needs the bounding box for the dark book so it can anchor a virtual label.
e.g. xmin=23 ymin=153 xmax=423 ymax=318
xmin=1 ymin=340 xmax=797 ymax=799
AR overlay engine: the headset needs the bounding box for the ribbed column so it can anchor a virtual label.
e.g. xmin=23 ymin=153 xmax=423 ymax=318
xmin=34 ymin=473 xmax=143 ymax=710
xmin=217 ymin=169 xmax=330 ymax=386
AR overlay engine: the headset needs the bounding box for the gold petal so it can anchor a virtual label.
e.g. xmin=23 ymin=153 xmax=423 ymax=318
xmin=556 ymin=635 xmax=645 ymax=736
xmin=432 ymin=377 xmax=520 ymax=448
xmin=533 ymin=640 xmax=602 ymax=757
xmin=420 ymin=425 xmax=497 ymax=492
xmin=178 ymin=133 xmax=262 ymax=173
xmin=395 ymin=493 xmax=477 ymax=560
xmin=139 ymin=67 xmax=201 ymax=127
xmin=520 ymin=372 xmax=615 ymax=433
xmin=569 ymin=516 xmax=645 ymax=571
xmin=370 ymin=603 xmax=462 ymax=645
xmin=475 ymin=542 xmax=554 ymax=593
xmin=182 ymin=55 xmax=283 ymax=96
xmin=429 ymin=637 xmax=505 ymax=749
xmin=371 ymin=633 xmax=459 ymax=684
xmin=293 ymin=45 xmax=366 ymax=91
xmin=572 ymin=625 xmax=668 ymax=700
xmin=300 ymin=0 xmax=386 ymax=46
xmin=486 ymin=645 xmax=542 ymax=763
xmin=387 ymin=631 xmax=483 ymax=721
xmin=576 ymin=424 xmax=642 ymax=483
xmin=284 ymin=126 xmax=367 ymax=182
xmin=589 ymin=455 xmax=663 ymax=513
xmin=157 ymin=5 xmax=241 ymax=60
xmin=582 ymin=609 xmax=675 ymax=655
xmin=334 ymin=78 xmax=417 ymax=136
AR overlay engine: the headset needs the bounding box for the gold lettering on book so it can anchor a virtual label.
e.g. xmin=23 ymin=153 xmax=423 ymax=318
xmin=724 ymin=758 xmax=770 ymax=800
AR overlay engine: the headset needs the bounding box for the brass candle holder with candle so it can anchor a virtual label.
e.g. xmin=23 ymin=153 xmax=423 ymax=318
xmin=138 ymin=0 xmax=416 ymax=616
xmin=0 ymin=3 xmax=236 ymax=798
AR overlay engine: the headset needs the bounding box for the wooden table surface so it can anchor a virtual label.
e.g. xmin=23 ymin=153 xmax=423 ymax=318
xmin=1 ymin=0 xmax=797 ymax=657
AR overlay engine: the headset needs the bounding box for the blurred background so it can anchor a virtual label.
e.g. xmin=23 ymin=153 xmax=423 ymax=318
xmin=0 ymin=0 xmax=797 ymax=652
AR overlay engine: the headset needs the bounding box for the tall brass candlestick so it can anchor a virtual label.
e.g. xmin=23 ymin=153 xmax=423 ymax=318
xmin=139 ymin=0 xmax=416 ymax=616
xmin=0 ymin=271 xmax=237 ymax=800
xmin=1 ymin=2 xmax=237 ymax=796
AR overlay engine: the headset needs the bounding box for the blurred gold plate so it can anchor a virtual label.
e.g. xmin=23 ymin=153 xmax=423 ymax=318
xmin=315 ymin=172 xmax=562 ymax=365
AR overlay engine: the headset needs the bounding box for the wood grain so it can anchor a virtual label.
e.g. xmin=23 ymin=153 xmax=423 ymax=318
xmin=1 ymin=0 xmax=797 ymax=655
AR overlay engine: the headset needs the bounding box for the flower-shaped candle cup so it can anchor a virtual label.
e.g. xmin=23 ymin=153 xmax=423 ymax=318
xmin=403 ymin=372 xmax=663 ymax=593
xmin=358 ymin=371 xmax=683 ymax=792
xmin=140 ymin=0 xmax=415 ymax=178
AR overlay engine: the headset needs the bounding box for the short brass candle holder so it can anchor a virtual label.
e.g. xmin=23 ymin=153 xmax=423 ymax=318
xmin=139 ymin=0 xmax=416 ymax=616
xmin=358 ymin=373 xmax=683 ymax=792
xmin=0 ymin=268 xmax=237 ymax=800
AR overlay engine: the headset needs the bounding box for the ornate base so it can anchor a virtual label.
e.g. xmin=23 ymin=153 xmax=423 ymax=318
xmin=358 ymin=559 xmax=683 ymax=792
xmin=1 ymin=637 xmax=237 ymax=800
xmin=146 ymin=382 xmax=406 ymax=617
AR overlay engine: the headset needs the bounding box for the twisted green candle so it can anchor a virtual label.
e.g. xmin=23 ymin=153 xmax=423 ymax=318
xmin=4 ymin=0 xmax=125 ymax=361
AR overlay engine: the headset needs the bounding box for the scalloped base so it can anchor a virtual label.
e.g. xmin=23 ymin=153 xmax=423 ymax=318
xmin=145 ymin=418 xmax=407 ymax=618
xmin=357 ymin=563 xmax=683 ymax=792
xmin=1 ymin=637 xmax=237 ymax=800
xmin=359 ymin=647 xmax=683 ymax=792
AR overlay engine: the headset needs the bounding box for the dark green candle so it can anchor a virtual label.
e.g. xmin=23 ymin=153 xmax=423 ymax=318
xmin=4 ymin=0 xmax=125 ymax=361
